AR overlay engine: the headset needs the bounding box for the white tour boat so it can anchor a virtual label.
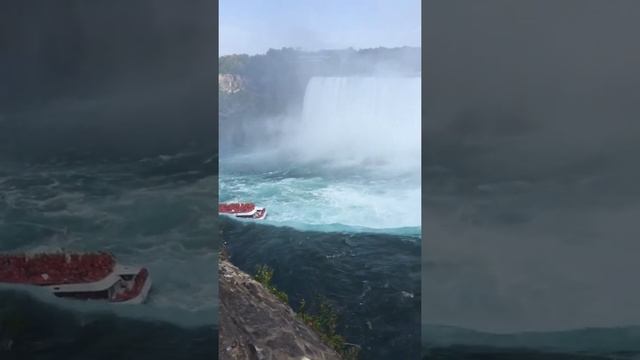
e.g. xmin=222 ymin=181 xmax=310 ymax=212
xmin=219 ymin=202 xmax=267 ymax=220
xmin=0 ymin=252 xmax=151 ymax=304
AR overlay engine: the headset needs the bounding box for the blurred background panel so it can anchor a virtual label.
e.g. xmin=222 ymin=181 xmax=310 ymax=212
xmin=0 ymin=1 xmax=219 ymax=359
xmin=0 ymin=0 xmax=217 ymax=162
xmin=423 ymin=1 xmax=640 ymax=358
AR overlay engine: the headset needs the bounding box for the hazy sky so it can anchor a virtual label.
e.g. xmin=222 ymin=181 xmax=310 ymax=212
xmin=219 ymin=0 xmax=421 ymax=56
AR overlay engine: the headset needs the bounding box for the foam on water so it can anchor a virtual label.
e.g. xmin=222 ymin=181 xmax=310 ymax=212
xmin=0 ymin=282 xmax=215 ymax=328
xmin=220 ymin=172 xmax=420 ymax=235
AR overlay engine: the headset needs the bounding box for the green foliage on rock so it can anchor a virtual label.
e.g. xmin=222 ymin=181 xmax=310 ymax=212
xmin=254 ymin=264 xmax=289 ymax=304
xmin=219 ymin=54 xmax=250 ymax=74
xmin=297 ymin=297 xmax=361 ymax=360
xmin=252 ymin=265 xmax=360 ymax=359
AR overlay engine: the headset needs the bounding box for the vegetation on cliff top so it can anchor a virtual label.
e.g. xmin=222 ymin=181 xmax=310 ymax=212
xmin=219 ymin=47 xmax=420 ymax=77
xmin=219 ymin=47 xmax=421 ymax=120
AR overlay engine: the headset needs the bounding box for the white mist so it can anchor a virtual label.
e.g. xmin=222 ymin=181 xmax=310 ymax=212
xmin=289 ymin=76 xmax=421 ymax=175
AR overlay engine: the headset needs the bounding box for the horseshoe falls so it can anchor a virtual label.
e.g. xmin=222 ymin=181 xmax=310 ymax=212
xmin=221 ymin=76 xmax=421 ymax=235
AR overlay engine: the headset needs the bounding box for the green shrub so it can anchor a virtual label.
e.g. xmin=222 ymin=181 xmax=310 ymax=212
xmin=297 ymin=297 xmax=360 ymax=360
xmin=254 ymin=264 xmax=288 ymax=303
xmin=253 ymin=265 xmax=360 ymax=359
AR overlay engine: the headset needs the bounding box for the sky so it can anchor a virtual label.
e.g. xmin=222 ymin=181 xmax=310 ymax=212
xmin=219 ymin=0 xmax=421 ymax=56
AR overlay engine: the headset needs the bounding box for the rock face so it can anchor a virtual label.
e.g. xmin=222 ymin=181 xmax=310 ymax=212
xmin=219 ymin=74 xmax=246 ymax=94
xmin=219 ymin=259 xmax=341 ymax=360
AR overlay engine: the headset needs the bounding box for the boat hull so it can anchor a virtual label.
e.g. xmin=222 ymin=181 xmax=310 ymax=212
xmin=116 ymin=275 xmax=152 ymax=304
xmin=0 ymin=252 xmax=152 ymax=304
xmin=219 ymin=203 xmax=267 ymax=220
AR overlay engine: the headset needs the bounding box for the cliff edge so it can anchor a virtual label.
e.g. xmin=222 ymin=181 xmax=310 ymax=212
xmin=219 ymin=259 xmax=341 ymax=360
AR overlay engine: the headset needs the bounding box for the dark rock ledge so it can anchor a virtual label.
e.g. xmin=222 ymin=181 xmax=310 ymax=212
xmin=219 ymin=259 xmax=341 ymax=360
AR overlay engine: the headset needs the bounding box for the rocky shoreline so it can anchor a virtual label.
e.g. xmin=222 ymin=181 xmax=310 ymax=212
xmin=219 ymin=258 xmax=341 ymax=360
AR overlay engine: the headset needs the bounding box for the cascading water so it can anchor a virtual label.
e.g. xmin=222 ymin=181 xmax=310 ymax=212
xmin=291 ymin=76 xmax=421 ymax=173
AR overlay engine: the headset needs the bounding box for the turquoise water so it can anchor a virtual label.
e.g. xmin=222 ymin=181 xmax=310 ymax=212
xmin=219 ymin=155 xmax=422 ymax=358
xmin=220 ymin=169 xmax=420 ymax=238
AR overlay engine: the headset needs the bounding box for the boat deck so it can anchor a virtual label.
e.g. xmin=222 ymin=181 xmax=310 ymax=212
xmin=0 ymin=253 xmax=115 ymax=285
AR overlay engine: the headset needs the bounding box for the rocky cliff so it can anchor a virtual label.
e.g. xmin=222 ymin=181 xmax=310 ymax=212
xmin=219 ymin=74 xmax=247 ymax=94
xmin=219 ymin=259 xmax=341 ymax=360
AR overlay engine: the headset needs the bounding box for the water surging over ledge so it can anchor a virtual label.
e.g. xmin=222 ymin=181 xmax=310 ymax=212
xmin=289 ymin=76 xmax=421 ymax=175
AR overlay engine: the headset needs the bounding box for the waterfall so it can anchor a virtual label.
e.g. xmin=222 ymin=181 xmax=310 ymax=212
xmin=291 ymin=76 xmax=421 ymax=173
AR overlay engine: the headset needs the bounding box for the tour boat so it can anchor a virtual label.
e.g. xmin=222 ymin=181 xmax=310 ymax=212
xmin=0 ymin=252 xmax=152 ymax=304
xmin=219 ymin=202 xmax=267 ymax=220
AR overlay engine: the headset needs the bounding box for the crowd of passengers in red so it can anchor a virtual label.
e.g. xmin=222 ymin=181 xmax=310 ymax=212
xmin=0 ymin=253 xmax=115 ymax=285
xmin=219 ymin=202 xmax=255 ymax=213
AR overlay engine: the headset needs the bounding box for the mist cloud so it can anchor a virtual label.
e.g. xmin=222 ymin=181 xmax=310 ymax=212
xmin=423 ymin=0 xmax=640 ymax=332
xmin=0 ymin=0 xmax=217 ymax=161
